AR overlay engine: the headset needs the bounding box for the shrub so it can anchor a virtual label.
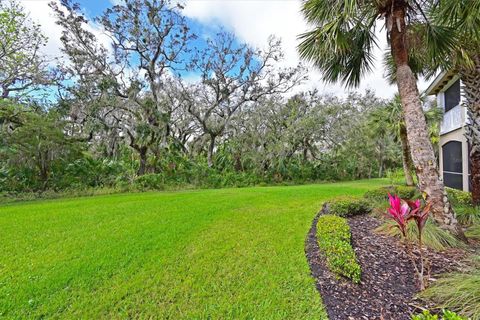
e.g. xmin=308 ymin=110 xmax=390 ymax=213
xmin=395 ymin=185 xmax=420 ymax=199
xmin=421 ymin=257 xmax=480 ymax=320
xmin=455 ymin=204 xmax=480 ymax=226
xmin=326 ymin=196 xmax=371 ymax=217
xmin=364 ymin=185 xmax=419 ymax=203
xmin=316 ymin=214 xmax=361 ymax=283
xmin=446 ymin=187 xmax=472 ymax=206
xmin=133 ymin=173 xmax=165 ymax=190
xmin=364 ymin=187 xmax=392 ymax=202
xmin=412 ymin=310 xmax=467 ymax=320
xmin=376 ymin=219 xmax=464 ymax=251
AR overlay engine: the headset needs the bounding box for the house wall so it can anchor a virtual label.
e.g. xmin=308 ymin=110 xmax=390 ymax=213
xmin=435 ymin=75 xmax=470 ymax=191
xmin=439 ymin=127 xmax=470 ymax=191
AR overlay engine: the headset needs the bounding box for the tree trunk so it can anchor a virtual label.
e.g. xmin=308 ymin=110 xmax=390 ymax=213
xmin=399 ymin=124 xmax=415 ymax=186
xmin=378 ymin=155 xmax=384 ymax=178
xmin=390 ymin=3 xmax=464 ymax=238
xmin=138 ymin=147 xmax=148 ymax=176
xmin=460 ymin=57 xmax=480 ymax=205
xmin=207 ymin=134 xmax=216 ymax=167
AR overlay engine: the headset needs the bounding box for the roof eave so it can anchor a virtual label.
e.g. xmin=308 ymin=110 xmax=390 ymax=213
xmin=425 ymin=70 xmax=457 ymax=96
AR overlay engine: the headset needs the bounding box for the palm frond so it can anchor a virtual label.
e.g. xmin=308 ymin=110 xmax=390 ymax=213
xmin=298 ymin=4 xmax=379 ymax=88
xmin=432 ymin=0 xmax=480 ymax=44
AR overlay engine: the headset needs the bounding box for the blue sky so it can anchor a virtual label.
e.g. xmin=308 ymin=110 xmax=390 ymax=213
xmin=20 ymin=0 xmax=431 ymax=98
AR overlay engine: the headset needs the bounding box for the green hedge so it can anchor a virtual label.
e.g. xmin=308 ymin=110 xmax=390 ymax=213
xmin=317 ymin=215 xmax=361 ymax=283
xmin=364 ymin=185 xmax=419 ymax=202
xmin=327 ymin=196 xmax=371 ymax=217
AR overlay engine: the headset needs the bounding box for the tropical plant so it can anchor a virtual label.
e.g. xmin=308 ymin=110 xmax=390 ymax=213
xmin=377 ymin=219 xmax=464 ymax=251
xmin=386 ymin=193 xmax=431 ymax=289
xmin=298 ymin=0 xmax=463 ymax=238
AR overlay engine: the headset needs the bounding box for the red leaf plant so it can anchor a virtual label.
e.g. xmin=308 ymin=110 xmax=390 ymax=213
xmin=387 ymin=193 xmax=431 ymax=290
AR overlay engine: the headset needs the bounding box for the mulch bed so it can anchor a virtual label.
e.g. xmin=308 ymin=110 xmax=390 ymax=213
xmin=305 ymin=211 xmax=467 ymax=320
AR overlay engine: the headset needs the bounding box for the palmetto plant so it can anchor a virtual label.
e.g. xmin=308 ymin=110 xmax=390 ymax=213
xmin=298 ymin=0 xmax=464 ymax=238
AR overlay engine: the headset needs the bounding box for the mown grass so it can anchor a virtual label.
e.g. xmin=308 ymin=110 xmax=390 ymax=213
xmin=0 ymin=179 xmax=386 ymax=319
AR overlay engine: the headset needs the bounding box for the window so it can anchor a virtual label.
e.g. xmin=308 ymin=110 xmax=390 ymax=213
xmin=442 ymin=141 xmax=463 ymax=190
xmin=444 ymin=79 xmax=461 ymax=113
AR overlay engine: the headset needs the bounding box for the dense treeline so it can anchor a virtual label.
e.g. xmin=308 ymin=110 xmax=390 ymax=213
xmin=0 ymin=0 xmax=438 ymax=195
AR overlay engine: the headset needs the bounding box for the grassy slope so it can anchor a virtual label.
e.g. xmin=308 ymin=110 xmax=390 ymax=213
xmin=0 ymin=179 xmax=386 ymax=319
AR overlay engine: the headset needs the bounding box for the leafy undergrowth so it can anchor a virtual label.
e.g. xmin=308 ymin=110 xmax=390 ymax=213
xmin=0 ymin=179 xmax=387 ymax=319
xmin=421 ymin=257 xmax=480 ymax=320
xmin=316 ymin=215 xmax=361 ymax=283
xmin=446 ymin=187 xmax=473 ymax=207
xmin=466 ymin=224 xmax=480 ymax=240
xmin=455 ymin=204 xmax=480 ymax=226
xmin=412 ymin=309 xmax=467 ymax=320
xmin=375 ymin=219 xmax=464 ymax=251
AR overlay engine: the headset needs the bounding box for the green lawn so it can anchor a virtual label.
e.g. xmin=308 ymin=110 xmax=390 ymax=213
xmin=0 ymin=179 xmax=386 ymax=319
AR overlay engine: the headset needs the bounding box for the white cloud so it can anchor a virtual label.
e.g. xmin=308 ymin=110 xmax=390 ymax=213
xmin=19 ymin=0 xmax=64 ymax=59
xmin=183 ymin=0 xmax=429 ymax=99
xmin=19 ymin=0 xmax=112 ymax=61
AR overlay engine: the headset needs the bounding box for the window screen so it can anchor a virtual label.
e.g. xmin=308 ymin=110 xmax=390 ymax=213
xmin=442 ymin=141 xmax=463 ymax=190
xmin=444 ymin=172 xmax=463 ymax=190
xmin=444 ymin=79 xmax=461 ymax=113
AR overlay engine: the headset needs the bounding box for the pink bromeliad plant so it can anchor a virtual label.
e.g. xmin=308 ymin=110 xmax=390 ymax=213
xmin=387 ymin=193 xmax=432 ymax=290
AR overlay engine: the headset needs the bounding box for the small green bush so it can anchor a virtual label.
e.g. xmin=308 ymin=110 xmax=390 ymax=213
xmin=412 ymin=309 xmax=467 ymax=320
xmin=363 ymin=187 xmax=392 ymax=202
xmin=327 ymin=196 xmax=371 ymax=217
xmin=395 ymin=185 xmax=420 ymax=199
xmin=376 ymin=219 xmax=464 ymax=251
xmin=446 ymin=187 xmax=472 ymax=206
xmin=317 ymin=215 xmax=361 ymax=283
xmin=421 ymin=257 xmax=480 ymax=320
xmin=133 ymin=173 xmax=165 ymax=190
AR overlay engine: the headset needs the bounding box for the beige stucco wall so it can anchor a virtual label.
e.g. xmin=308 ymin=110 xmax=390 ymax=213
xmin=438 ymin=127 xmax=470 ymax=191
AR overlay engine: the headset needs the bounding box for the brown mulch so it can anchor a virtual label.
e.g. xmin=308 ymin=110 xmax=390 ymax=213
xmin=305 ymin=211 xmax=468 ymax=320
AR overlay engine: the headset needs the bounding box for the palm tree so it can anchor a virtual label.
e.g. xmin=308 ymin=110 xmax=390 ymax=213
xmin=367 ymin=96 xmax=415 ymax=185
xmin=383 ymin=1 xmax=480 ymax=205
xmin=298 ymin=0 xmax=464 ymax=238
xmin=369 ymin=94 xmax=442 ymax=187
xmin=386 ymin=96 xmax=415 ymax=186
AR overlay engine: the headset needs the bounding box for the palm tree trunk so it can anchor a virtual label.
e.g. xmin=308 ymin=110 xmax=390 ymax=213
xmin=390 ymin=3 xmax=464 ymax=238
xmin=399 ymin=124 xmax=415 ymax=186
xmin=460 ymin=56 xmax=480 ymax=205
